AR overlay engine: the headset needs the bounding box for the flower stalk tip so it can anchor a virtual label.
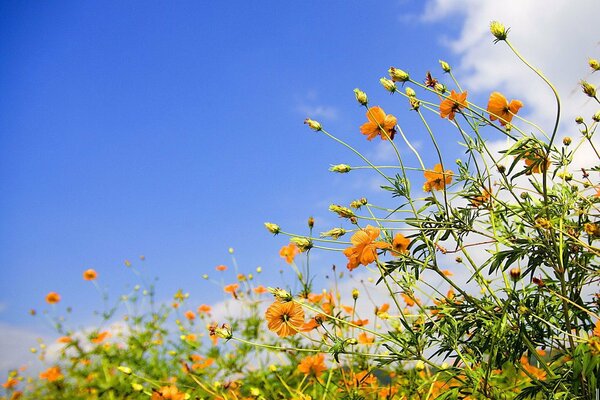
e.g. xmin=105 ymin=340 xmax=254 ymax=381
xmin=304 ymin=118 xmax=322 ymax=131
xmin=329 ymin=164 xmax=352 ymax=173
xmin=490 ymin=21 xmax=508 ymax=41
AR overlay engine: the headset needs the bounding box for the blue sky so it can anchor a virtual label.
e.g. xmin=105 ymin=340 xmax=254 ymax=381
xmin=1 ymin=0 xmax=599 ymax=368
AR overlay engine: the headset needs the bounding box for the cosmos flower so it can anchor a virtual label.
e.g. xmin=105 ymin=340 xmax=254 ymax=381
xmin=360 ymin=106 xmax=397 ymax=141
xmin=265 ymin=301 xmax=305 ymax=337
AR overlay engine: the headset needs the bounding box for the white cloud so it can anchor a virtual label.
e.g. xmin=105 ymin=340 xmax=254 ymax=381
xmin=295 ymin=90 xmax=339 ymax=120
xmin=0 ymin=323 xmax=49 ymax=372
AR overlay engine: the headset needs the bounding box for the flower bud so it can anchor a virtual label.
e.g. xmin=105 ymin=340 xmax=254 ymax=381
xmin=535 ymin=217 xmax=551 ymax=229
xmin=352 ymin=288 xmax=359 ymax=300
xmin=228 ymin=247 xmax=234 ymax=254
xmin=379 ymin=77 xmax=397 ymax=93
xmin=118 ymin=366 xmax=132 ymax=375
xmin=132 ymin=383 xmax=143 ymax=391
xmin=580 ymin=80 xmax=597 ymax=98
xmin=562 ymin=137 xmax=572 ymax=146
xmin=307 ymin=216 xmax=314 ymax=229
xmin=434 ymin=83 xmax=446 ymax=94
xmin=268 ymin=287 xmax=293 ymax=302
xmin=202 ymin=274 xmax=208 ymax=280
xmin=264 ymin=222 xmax=280 ymax=235
xmin=329 ymin=204 xmax=356 ymax=219
xmin=290 ymin=237 xmax=313 ymax=252
xmin=388 ymin=67 xmax=409 ymax=83
xmin=575 ymin=116 xmax=584 ymax=124
xmin=329 ymin=164 xmax=352 ymax=173
xmin=353 ymin=88 xmax=368 ymax=106
xmin=256 ymin=266 xmax=262 ymax=273
xmin=593 ymin=111 xmax=600 ymax=122
xmin=304 ymin=118 xmax=322 ymax=131
xmin=439 ymin=60 xmax=451 ymax=73
xmin=415 ymin=360 xmax=425 ymax=371
xmin=509 ymin=267 xmax=521 ymax=281
xmin=589 ymin=58 xmax=600 ymax=72
xmin=405 ymin=87 xmax=416 ymax=97
xmin=320 ymin=228 xmax=347 ymax=239
xmin=214 ymin=324 xmax=233 ymax=340
xmin=490 ymin=21 xmax=508 ymax=41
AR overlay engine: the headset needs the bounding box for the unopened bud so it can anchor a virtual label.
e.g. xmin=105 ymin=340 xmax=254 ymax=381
xmin=580 ymin=80 xmax=597 ymax=98
xmin=509 ymin=267 xmax=521 ymax=281
xmin=405 ymin=87 xmax=416 ymax=97
xmin=575 ymin=116 xmax=584 ymax=124
xmin=307 ymin=216 xmax=314 ymax=229
xmin=264 ymin=222 xmax=280 ymax=235
xmin=268 ymin=287 xmax=293 ymax=302
xmin=439 ymin=60 xmax=451 ymax=73
xmin=118 ymin=366 xmax=132 ymax=375
xmin=388 ymin=67 xmax=410 ymax=83
xmin=490 ymin=21 xmax=508 ymax=41
xmin=304 ymin=118 xmax=322 ymax=131
xmin=352 ymin=288 xmax=359 ymax=300
xmin=434 ymin=83 xmax=446 ymax=94
xmin=132 ymin=383 xmax=143 ymax=391
xmin=214 ymin=324 xmax=233 ymax=340
xmin=563 ymin=137 xmax=572 ymax=146
xmin=589 ymin=58 xmax=600 ymax=72
xmin=415 ymin=360 xmax=425 ymax=371
xmin=320 ymin=228 xmax=347 ymax=240
xmin=289 ymin=237 xmax=313 ymax=252
xmin=593 ymin=111 xmax=600 ymax=122
xmin=329 ymin=204 xmax=356 ymax=219
xmin=380 ymin=77 xmax=397 ymax=93
xmin=329 ymin=164 xmax=352 ymax=173
xmin=353 ymin=89 xmax=368 ymax=106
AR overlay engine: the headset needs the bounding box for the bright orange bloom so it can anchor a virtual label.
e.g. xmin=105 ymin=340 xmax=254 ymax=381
xmin=91 ymin=331 xmax=111 ymax=344
xmin=45 ymin=292 xmax=60 ymax=304
xmin=57 ymin=336 xmax=72 ymax=344
xmin=151 ymin=385 xmax=186 ymax=400
xmin=352 ymin=370 xmax=377 ymax=386
xmin=82 ymin=268 xmax=97 ymax=281
xmin=401 ymin=293 xmax=417 ymax=307
xmin=376 ymin=303 xmax=390 ymax=315
xmin=297 ymin=353 xmax=327 ymax=377
xmin=2 ymin=378 xmax=18 ymax=389
xmin=279 ymin=243 xmax=300 ymax=264
xmin=184 ymin=310 xmax=196 ymax=320
xmin=440 ymin=90 xmax=468 ymax=120
xmin=378 ymin=386 xmax=399 ymax=399
xmin=253 ymin=285 xmax=268 ymax=294
xmin=39 ymin=366 xmax=63 ymax=382
xmin=392 ymin=233 xmax=410 ymax=255
xmin=342 ymin=225 xmax=390 ymax=271
xmin=357 ymin=332 xmax=375 ymax=345
xmin=487 ymin=92 xmax=523 ymax=126
xmin=441 ymin=269 xmax=454 ymax=277
xmin=300 ymin=317 xmax=320 ymax=332
xmin=351 ymin=319 xmax=369 ymax=327
xmin=190 ymin=355 xmax=214 ymax=370
xmin=223 ymin=283 xmax=239 ymax=298
xmin=524 ymin=151 xmax=550 ymax=173
xmin=423 ymin=164 xmax=453 ymax=191
xmin=360 ymin=106 xmax=397 ymax=141
xmin=197 ymin=304 xmax=211 ymax=314
xmin=265 ymin=301 xmax=305 ymax=337
xmin=215 ymin=264 xmax=227 ymax=271
xmin=341 ymin=305 xmax=354 ymax=314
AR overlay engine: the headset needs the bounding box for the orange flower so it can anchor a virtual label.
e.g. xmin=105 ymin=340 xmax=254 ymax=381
xmin=401 ymin=293 xmax=417 ymax=307
xmin=184 ymin=310 xmax=196 ymax=320
xmin=392 ymin=233 xmax=410 ymax=255
xmin=279 ymin=243 xmax=300 ymax=264
xmin=351 ymin=319 xmax=369 ymax=327
xmin=190 ymin=355 xmax=214 ymax=370
xmin=487 ymin=92 xmax=523 ymax=126
xmin=357 ymin=332 xmax=375 ymax=345
xmin=439 ymin=90 xmax=468 ymax=120
xmin=253 ymin=285 xmax=268 ymax=294
xmin=223 ymin=283 xmax=239 ymax=298
xmin=441 ymin=269 xmax=454 ymax=277
xmin=45 ymin=292 xmax=60 ymax=304
xmin=470 ymin=188 xmax=491 ymax=207
xmin=2 ymin=378 xmax=18 ymax=389
xmin=360 ymin=106 xmax=397 ymax=141
xmin=82 ymin=268 xmax=97 ymax=281
xmin=376 ymin=303 xmax=390 ymax=315
xmin=91 ymin=331 xmax=111 ymax=344
xmin=297 ymin=353 xmax=327 ymax=377
xmin=341 ymin=305 xmax=354 ymax=314
xmin=423 ymin=164 xmax=453 ymax=191
xmin=299 ymin=317 xmax=320 ymax=332
xmin=57 ymin=336 xmax=72 ymax=344
xmin=342 ymin=225 xmax=390 ymax=271
xmin=593 ymin=320 xmax=600 ymax=337
xmin=378 ymin=386 xmax=399 ymax=399
xmin=265 ymin=301 xmax=305 ymax=337
xmin=151 ymin=385 xmax=186 ymax=400
xmin=524 ymin=151 xmax=550 ymax=173
xmin=39 ymin=366 xmax=63 ymax=382
xmin=215 ymin=264 xmax=227 ymax=271
xmin=197 ymin=304 xmax=212 ymax=314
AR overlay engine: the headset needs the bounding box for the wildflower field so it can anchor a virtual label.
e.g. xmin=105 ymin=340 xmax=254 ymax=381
xmin=3 ymin=21 xmax=600 ymax=400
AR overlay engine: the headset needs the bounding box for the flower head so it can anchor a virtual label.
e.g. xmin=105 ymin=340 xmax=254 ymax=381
xmin=83 ymin=269 xmax=98 ymax=281
xmin=151 ymin=385 xmax=186 ymax=400
xmin=264 ymin=222 xmax=280 ymax=235
xmin=524 ymin=151 xmax=550 ymax=173
xmin=392 ymin=233 xmax=410 ymax=255
xmin=265 ymin=301 xmax=305 ymax=337
xmin=440 ymin=90 xmax=468 ymax=121
xmin=39 ymin=366 xmax=63 ymax=382
xmin=360 ymin=106 xmax=397 ymax=141
xmin=297 ymin=353 xmax=327 ymax=377
xmin=487 ymin=92 xmax=523 ymax=126
xmin=490 ymin=21 xmax=508 ymax=41
xmin=423 ymin=164 xmax=453 ymax=191
xmin=91 ymin=331 xmax=111 ymax=344
xmin=343 ymin=225 xmax=390 ymax=271
xmin=279 ymin=243 xmax=300 ymax=264
xmin=224 ymin=283 xmax=239 ymax=298
xmin=45 ymin=292 xmax=61 ymax=304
